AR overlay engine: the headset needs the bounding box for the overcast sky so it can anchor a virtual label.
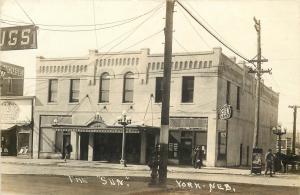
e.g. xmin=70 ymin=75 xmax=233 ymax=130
xmin=1 ymin=0 xmax=299 ymax=131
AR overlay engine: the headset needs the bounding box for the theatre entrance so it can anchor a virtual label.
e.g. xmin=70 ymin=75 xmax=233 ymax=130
xmin=93 ymin=133 xmax=141 ymax=163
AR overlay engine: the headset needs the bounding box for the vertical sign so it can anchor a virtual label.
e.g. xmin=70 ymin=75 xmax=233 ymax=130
xmin=0 ymin=25 xmax=38 ymax=51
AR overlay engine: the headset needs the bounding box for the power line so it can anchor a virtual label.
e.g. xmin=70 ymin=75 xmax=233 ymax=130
xmin=14 ymin=0 xmax=35 ymax=25
xmin=92 ymin=0 xmax=99 ymax=50
xmin=0 ymin=2 xmax=164 ymax=29
xmin=176 ymin=0 xmax=251 ymax=63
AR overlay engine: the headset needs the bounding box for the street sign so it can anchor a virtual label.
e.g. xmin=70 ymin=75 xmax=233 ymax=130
xmin=0 ymin=25 xmax=38 ymax=51
xmin=219 ymin=104 xmax=233 ymax=120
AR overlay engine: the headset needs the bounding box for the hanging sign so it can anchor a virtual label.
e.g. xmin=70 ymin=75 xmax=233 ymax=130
xmin=0 ymin=25 xmax=38 ymax=51
xmin=219 ymin=104 xmax=233 ymax=120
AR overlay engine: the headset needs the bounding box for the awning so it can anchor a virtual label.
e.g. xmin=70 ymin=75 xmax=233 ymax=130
xmin=0 ymin=122 xmax=31 ymax=131
xmin=54 ymin=127 xmax=140 ymax=134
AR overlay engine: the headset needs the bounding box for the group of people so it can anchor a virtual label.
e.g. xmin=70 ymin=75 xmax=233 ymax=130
xmin=264 ymin=148 xmax=294 ymax=176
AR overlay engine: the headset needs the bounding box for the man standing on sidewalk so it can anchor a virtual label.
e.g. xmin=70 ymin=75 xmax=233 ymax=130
xmin=64 ymin=142 xmax=73 ymax=162
xmin=264 ymin=149 xmax=274 ymax=177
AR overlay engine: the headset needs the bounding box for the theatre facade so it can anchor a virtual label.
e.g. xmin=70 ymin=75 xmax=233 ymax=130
xmin=33 ymin=48 xmax=279 ymax=167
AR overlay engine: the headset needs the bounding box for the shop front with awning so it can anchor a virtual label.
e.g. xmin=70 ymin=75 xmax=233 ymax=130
xmin=0 ymin=96 xmax=34 ymax=158
xmin=43 ymin=116 xmax=159 ymax=164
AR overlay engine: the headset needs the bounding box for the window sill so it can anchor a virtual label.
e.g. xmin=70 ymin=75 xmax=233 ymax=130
xmin=98 ymin=102 xmax=110 ymax=105
xmin=121 ymin=103 xmax=134 ymax=105
xmin=180 ymin=102 xmax=195 ymax=105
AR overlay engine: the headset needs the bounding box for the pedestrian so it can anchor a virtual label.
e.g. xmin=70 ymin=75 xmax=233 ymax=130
xmin=264 ymin=149 xmax=274 ymax=177
xmin=194 ymin=146 xmax=203 ymax=169
xmin=64 ymin=142 xmax=73 ymax=162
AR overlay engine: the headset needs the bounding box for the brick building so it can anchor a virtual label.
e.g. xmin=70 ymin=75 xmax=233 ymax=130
xmin=33 ymin=48 xmax=279 ymax=167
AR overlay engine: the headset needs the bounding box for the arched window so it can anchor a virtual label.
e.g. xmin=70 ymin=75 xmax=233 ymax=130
xmin=184 ymin=61 xmax=188 ymax=69
xmin=123 ymin=58 xmax=126 ymax=65
xmin=161 ymin=62 xmax=164 ymax=70
xmin=179 ymin=62 xmax=183 ymax=69
xmin=131 ymin=58 xmax=135 ymax=65
xmin=72 ymin=65 xmax=76 ymax=72
xmin=80 ymin=65 xmax=83 ymax=72
xmin=46 ymin=66 xmax=49 ymax=72
xmin=115 ymin=58 xmax=119 ymax=65
xmin=123 ymin=72 xmax=134 ymax=103
xmin=209 ymin=61 xmax=212 ymax=67
xmin=53 ymin=66 xmax=56 ymax=72
xmin=204 ymin=61 xmax=207 ymax=68
xmin=99 ymin=59 xmax=102 ymax=66
xmin=76 ymin=65 xmax=80 ymax=72
xmin=84 ymin=65 xmax=87 ymax=72
xmin=108 ymin=59 xmax=111 ymax=66
xmin=57 ymin=66 xmax=60 ymax=72
xmin=64 ymin=66 xmax=68 ymax=72
xmin=175 ymin=62 xmax=178 ymax=70
xmin=136 ymin=58 xmax=139 ymax=65
xmin=99 ymin=72 xmax=110 ymax=103
xmin=103 ymin=59 xmax=106 ymax=66
xmin=50 ymin=66 xmax=53 ymax=73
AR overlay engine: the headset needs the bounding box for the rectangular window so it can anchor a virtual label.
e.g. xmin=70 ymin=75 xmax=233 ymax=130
xmin=155 ymin=77 xmax=163 ymax=103
xmin=69 ymin=79 xmax=80 ymax=103
xmin=48 ymin=79 xmax=58 ymax=103
xmin=218 ymin=131 xmax=227 ymax=159
xmin=226 ymin=81 xmax=231 ymax=104
xmin=237 ymin=86 xmax=240 ymax=110
xmin=182 ymin=76 xmax=194 ymax=103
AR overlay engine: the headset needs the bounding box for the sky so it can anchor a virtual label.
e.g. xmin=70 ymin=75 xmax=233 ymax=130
xmin=0 ymin=0 xmax=299 ymax=131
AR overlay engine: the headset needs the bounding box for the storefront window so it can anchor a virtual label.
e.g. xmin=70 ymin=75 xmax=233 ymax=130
xmin=218 ymin=131 xmax=227 ymax=159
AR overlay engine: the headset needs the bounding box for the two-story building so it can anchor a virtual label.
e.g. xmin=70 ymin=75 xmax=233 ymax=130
xmin=33 ymin=47 xmax=279 ymax=167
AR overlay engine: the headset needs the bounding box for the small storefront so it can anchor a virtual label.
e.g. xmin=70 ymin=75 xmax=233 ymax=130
xmin=168 ymin=117 xmax=208 ymax=165
xmin=0 ymin=96 xmax=34 ymax=158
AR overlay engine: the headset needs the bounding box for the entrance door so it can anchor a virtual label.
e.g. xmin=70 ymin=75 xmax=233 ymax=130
xmin=80 ymin=133 xmax=89 ymax=160
xmin=179 ymin=138 xmax=193 ymax=165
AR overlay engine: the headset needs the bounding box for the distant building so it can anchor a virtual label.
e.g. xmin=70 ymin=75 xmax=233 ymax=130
xmin=33 ymin=48 xmax=279 ymax=167
xmin=0 ymin=61 xmax=24 ymax=96
xmin=278 ymin=132 xmax=300 ymax=155
xmin=0 ymin=61 xmax=34 ymax=157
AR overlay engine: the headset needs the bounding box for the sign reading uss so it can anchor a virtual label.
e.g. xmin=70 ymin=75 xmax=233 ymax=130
xmin=0 ymin=25 xmax=37 ymax=51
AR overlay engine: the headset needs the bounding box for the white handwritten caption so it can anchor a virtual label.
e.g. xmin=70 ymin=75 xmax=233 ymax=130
xmin=176 ymin=180 xmax=236 ymax=193
xmin=68 ymin=176 xmax=131 ymax=187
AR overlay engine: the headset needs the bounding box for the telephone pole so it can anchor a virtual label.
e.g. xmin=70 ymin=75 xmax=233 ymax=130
xmin=288 ymin=105 xmax=299 ymax=155
xmin=159 ymin=0 xmax=175 ymax=185
xmin=249 ymin=17 xmax=271 ymax=148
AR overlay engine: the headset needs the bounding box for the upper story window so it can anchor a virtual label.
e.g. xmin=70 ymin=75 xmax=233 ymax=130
xmin=237 ymin=86 xmax=240 ymax=110
xmin=182 ymin=76 xmax=194 ymax=103
xmin=155 ymin=77 xmax=163 ymax=103
xmin=99 ymin=73 xmax=110 ymax=103
xmin=226 ymin=81 xmax=231 ymax=104
xmin=69 ymin=79 xmax=80 ymax=103
xmin=48 ymin=79 xmax=58 ymax=103
xmin=123 ymin=72 xmax=134 ymax=103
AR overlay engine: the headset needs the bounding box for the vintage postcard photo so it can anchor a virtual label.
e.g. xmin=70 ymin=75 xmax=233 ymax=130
xmin=0 ymin=0 xmax=299 ymax=194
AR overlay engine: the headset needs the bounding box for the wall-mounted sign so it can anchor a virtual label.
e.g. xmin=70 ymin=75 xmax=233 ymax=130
xmin=0 ymin=99 xmax=32 ymax=129
xmin=0 ymin=25 xmax=38 ymax=51
xmin=219 ymin=104 xmax=233 ymax=120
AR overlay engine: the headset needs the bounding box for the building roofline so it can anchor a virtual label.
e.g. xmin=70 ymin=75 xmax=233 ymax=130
xmin=0 ymin=61 xmax=24 ymax=69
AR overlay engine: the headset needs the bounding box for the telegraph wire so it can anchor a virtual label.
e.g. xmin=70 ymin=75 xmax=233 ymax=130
xmin=0 ymin=2 xmax=163 ymax=31
xmin=14 ymin=0 xmax=35 ymax=25
xmin=176 ymin=0 xmax=251 ymax=63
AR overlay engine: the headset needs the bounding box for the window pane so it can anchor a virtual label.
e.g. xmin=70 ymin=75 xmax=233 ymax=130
xmin=49 ymin=79 xmax=58 ymax=102
xmin=182 ymin=77 xmax=194 ymax=103
xmin=124 ymin=91 xmax=133 ymax=102
xmin=70 ymin=79 xmax=80 ymax=102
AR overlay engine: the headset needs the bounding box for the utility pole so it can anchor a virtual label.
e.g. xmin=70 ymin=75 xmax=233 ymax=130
xmin=159 ymin=0 xmax=175 ymax=185
xmin=288 ymin=105 xmax=299 ymax=155
xmin=249 ymin=17 xmax=271 ymax=148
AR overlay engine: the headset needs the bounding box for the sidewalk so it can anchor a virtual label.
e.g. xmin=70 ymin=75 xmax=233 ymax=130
xmin=1 ymin=156 xmax=250 ymax=175
xmin=1 ymin=156 xmax=300 ymax=187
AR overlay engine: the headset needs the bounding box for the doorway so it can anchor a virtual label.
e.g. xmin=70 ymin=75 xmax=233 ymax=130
xmin=62 ymin=133 xmax=70 ymax=159
xmin=80 ymin=133 xmax=89 ymax=160
xmin=179 ymin=138 xmax=193 ymax=165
